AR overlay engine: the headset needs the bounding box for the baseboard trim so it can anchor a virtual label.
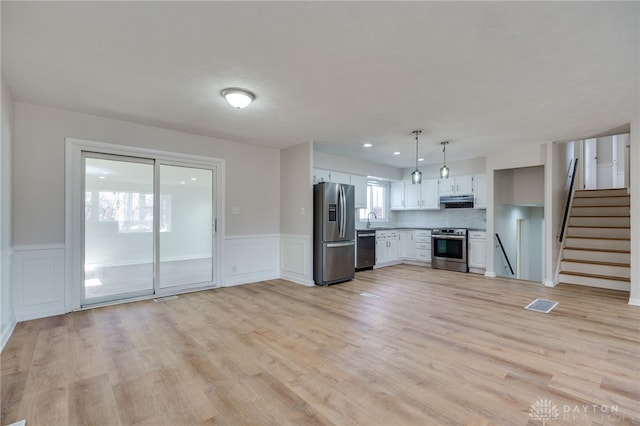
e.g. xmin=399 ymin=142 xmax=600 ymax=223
xmin=1 ymin=320 xmax=16 ymax=352
xmin=484 ymin=271 xmax=497 ymax=278
xmin=627 ymin=297 xmax=640 ymax=306
xmin=543 ymin=279 xmax=556 ymax=287
xmin=280 ymin=274 xmax=314 ymax=287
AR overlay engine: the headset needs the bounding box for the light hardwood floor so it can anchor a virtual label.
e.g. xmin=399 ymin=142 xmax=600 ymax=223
xmin=2 ymin=265 xmax=639 ymax=425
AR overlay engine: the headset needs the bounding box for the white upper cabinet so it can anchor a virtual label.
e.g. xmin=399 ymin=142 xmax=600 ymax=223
xmin=313 ymin=169 xmax=332 ymax=184
xmin=330 ymin=171 xmax=350 ymax=185
xmin=438 ymin=175 xmax=473 ymax=196
xmin=404 ymin=178 xmax=439 ymax=210
xmin=473 ymin=174 xmax=487 ymax=209
xmin=350 ymin=174 xmax=368 ymax=209
xmin=390 ymin=181 xmax=406 ymax=210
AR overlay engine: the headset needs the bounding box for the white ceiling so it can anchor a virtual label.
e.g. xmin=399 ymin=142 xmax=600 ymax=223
xmin=2 ymin=1 xmax=638 ymax=168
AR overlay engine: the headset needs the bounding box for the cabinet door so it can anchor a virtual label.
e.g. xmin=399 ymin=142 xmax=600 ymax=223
xmin=473 ymin=174 xmax=487 ymax=209
xmin=455 ymin=175 xmax=473 ymax=195
xmin=350 ymin=174 xmax=368 ymax=209
xmin=468 ymin=237 xmax=487 ymax=269
xmin=390 ymin=182 xmax=406 ymax=210
xmin=405 ymin=183 xmax=421 ymax=209
xmin=331 ymin=171 xmax=351 ymax=185
xmin=387 ymin=235 xmax=398 ymax=261
xmin=438 ymin=178 xmax=455 ymax=196
xmin=420 ymin=178 xmax=440 ymax=209
xmin=375 ymin=233 xmax=388 ymax=263
xmin=398 ymin=230 xmax=415 ymax=260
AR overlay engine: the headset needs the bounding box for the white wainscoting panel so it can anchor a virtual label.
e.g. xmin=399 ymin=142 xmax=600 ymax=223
xmin=280 ymin=234 xmax=313 ymax=286
xmin=224 ymin=235 xmax=280 ymax=286
xmin=1 ymin=248 xmax=16 ymax=351
xmin=13 ymin=245 xmax=65 ymax=321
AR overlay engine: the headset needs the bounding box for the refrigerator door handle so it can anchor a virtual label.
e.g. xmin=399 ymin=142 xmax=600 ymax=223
xmin=327 ymin=241 xmax=355 ymax=248
xmin=337 ymin=184 xmax=341 ymax=238
xmin=338 ymin=184 xmax=345 ymax=239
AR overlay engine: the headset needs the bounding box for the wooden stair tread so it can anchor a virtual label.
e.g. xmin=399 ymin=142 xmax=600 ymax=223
xmin=572 ymin=205 xmax=630 ymax=208
xmin=563 ymin=247 xmax=630 ymax=254
xmin=565 ymin=236 xmax=630 ymax=241
xmin=558 ymin=271 xmax=630 ymax=282
xmin=560 ymin=258 xmax=629 ymax=267
xmin=567 ymin=225 xmax=630 ymax=229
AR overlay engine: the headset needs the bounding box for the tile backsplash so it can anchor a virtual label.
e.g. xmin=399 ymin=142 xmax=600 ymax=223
xmin=393 ymin=208 xmax=487 ymax=230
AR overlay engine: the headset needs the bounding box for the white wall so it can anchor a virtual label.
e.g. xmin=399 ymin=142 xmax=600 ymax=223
xmin=280 ymin=142 xmax=314 ymax=285
xmin=630 ymin=118 xmax=639 ymax=305
xmin=11 ymin=102 xmax=283 ymax=319
xmin=1 ymin=77 xmax=16 ymax=349
xmin=485 ymin=142 xmax=546 ymax=278
xmin=400 ymin=157 xmax=486 ymax=181
xmin=314 ymin=150 xmax=402 ymax=181
xmin=14 ymin=102 xmax=281 ymax=244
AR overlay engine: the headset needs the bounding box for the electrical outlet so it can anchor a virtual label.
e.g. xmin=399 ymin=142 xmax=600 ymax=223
xmin=232 ymin=207 xmax=240 ymax=215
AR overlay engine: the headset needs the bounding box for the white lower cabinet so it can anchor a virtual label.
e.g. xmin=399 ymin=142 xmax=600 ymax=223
xmin=398 ymin=230 xmax=415 ymax=260
xmin=376 ymin=230 xmax=399 ymax=265
xmin=468 ymin=231 xmax=487 ymax=271
xmin=414 ymin=230 xmax=432 ymax=263
xmin=375 ymin=229 xmax=431 ymax=266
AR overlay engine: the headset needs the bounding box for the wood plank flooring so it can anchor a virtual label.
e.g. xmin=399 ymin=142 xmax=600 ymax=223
xmin=2 ymin=265 xmax=639 ymax=425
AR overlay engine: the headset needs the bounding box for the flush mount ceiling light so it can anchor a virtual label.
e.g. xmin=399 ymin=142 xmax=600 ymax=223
xmin=411 ymin=130 xmax=423 ymax=185
xmin=221 ymin=88 xmax=255 ymax=109
xmin=440 ymin=141 xmax=450 ymax=179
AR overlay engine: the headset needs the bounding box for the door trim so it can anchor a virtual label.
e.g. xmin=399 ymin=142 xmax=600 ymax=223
xmin=65 ymin=138 xmax=225 ymax=311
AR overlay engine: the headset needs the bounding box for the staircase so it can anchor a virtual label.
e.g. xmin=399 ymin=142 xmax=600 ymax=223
xmin=558 ymin=188 xmax=630 ymax=291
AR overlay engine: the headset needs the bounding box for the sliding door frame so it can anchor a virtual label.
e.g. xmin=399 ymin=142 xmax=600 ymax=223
xmin=65 ymin=138 xmax=225 ymax=311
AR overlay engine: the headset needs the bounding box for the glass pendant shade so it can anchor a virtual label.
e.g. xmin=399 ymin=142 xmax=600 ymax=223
xmin=440 ymin=165 xmax=449 ymax=179
xmin=439 ymin=141 xmax=450 ymax=179
xmin=411 ymin=130 xmax=422 ymax=185
xmin=411 ymin=169 xmax=422 ymax=184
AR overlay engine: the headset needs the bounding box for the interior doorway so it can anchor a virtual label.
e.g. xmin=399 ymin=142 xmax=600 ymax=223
xmin=583 ymin=134 xmax=629 ymax=189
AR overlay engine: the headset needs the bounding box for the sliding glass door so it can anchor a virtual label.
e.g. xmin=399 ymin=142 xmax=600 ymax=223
xmin=82 ymin=153 xmax=215 ymax=305
xmin=159 ymin=165 xmax=213 ymax=289
xmin=83 ymin=154 xmax=155 ymax=303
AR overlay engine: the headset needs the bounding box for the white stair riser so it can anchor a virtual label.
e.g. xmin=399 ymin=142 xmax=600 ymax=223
xmin=566 ymin=227 xmax=630 ymax=238
xmin=570 ymin=206 xmax=630 ymax=217
xmin=574 ymin=189 xmax=628 ymax=198
xmin=572 ymin=196 xmax=629 ymax=207
xmin=568 ymin=216 xmax=630 ymax=227
xmin=565 ymin=237 xmax=630 ymax=251
xmin=561 ymin=261 xmax=629 ymax=278
xmin=562 ymin=249 xmax=630 ymax=264
xmin=558 ymin=274 xmax=630 ymax=292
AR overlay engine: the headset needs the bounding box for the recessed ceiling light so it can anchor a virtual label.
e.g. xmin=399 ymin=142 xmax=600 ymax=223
xmin=98 ymin=176 xmax=105 ymax=180
xmin=180 ymin=181 xmax=186 ymax=185
xmin=393 ymin=152 xmax=400 ymax=155
xmin=418 ymin=158 xmax=424 ymax=162
xmin=363 ymin=143 xmax=373 ymax=148
xmin=191 ymin=177 xmax=197 ymax=181
xmin=221 ymin=88 xmax=255 ymax=109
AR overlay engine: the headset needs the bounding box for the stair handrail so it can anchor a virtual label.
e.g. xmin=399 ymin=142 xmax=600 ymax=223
xmin=558 ymin=158 xmax=579 ymax=242
xmin=494 ymin=233 xmax=515 ymax=276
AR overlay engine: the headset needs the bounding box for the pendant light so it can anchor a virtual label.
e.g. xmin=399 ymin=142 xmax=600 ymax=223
xmin=440 ymin=141 xmax=450 ymax=179
xmin=411 ymin=130 xmax=423 ymax=184
xmin=221 ymin=88 xmax=255 ymax=109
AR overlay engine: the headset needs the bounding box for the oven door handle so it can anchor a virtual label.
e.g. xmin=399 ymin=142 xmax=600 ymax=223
xmin=432 ymin=236 xmax=466 ymax=240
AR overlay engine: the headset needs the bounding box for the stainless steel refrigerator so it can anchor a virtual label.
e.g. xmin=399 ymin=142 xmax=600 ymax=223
xmin=313 ymin=182 xmax=355 ymax=286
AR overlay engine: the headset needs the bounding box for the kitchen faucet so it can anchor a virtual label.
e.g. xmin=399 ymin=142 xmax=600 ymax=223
xmin=366 ymin=211 xmax=377 ymax=228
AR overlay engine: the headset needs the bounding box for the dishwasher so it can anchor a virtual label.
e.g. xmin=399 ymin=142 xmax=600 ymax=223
xmin=356 ymin=230 xmax=376 ymax=270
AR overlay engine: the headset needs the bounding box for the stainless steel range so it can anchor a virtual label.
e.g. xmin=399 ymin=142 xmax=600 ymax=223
xmin=431 ymin=228 xmax=468 ymax=273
